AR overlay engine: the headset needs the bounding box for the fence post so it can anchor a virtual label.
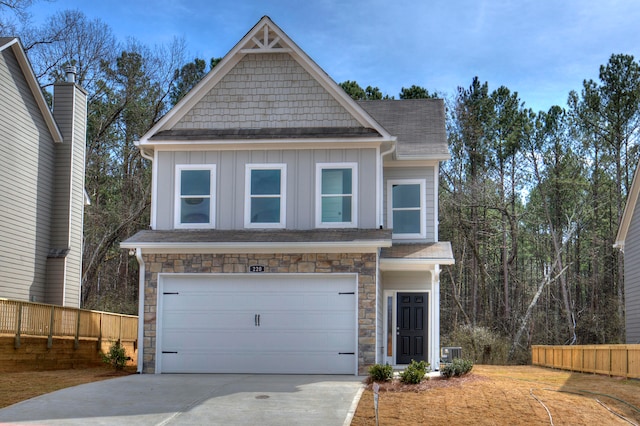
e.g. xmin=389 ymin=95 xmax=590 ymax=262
xmin=97 ymin=312 xmax=103 ymax=352
xmin=47 ymin=306 xmax=55 ymax=348
xmin=74 ymin=310 xmax=81 ymax=350
xmin=14 ymin=303 xmax=22 ymax=349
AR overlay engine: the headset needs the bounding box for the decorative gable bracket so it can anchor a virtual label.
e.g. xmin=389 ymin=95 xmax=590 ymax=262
xmin=241 ymin=23 xmax=291 ymax=53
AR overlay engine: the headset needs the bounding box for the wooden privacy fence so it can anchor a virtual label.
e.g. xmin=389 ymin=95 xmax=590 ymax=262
xmin=0 ymin=298 xmax=137 ymax=349
xmin=532 ymin=344 xmax=640 ymax=379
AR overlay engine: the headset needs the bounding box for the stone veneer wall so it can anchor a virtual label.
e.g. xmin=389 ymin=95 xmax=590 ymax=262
xmin=141 ymin=252 xmax=377 ymax=374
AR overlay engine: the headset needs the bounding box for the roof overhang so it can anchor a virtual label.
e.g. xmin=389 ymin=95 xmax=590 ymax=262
xmin=0 ymin=38 xmax=63 ymax=143
xmin=379 ymin=242 xmax=455 ymax=271
xmin=121 ymin=240 xmax=391 ymax=254
xmin=120 ymin=229 xmax=392 ymax=255
xmin=138 ymin=138 xmax=390 ymax=152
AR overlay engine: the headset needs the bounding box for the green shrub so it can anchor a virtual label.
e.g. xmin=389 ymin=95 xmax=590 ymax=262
xmin=101 ymin=341 xmax=131 ymax=370
xmin=441 ymin=358 xmax=474 ymax=379
xmin=399 ymin=359 xmax=430 ymax=384
xmin=368 ymin=363 xmax=393 ymax=382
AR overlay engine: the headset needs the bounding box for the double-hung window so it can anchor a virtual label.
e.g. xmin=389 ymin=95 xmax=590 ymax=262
xmin=175 ymin=164 xmax=216 ymax=228
xmin=245 ymin=164 xmax=286 ymax=228
xmin=387 ymin=179 xmax=426 ymax=239
xmin=316 ymin=163 xmax=357 ymax=228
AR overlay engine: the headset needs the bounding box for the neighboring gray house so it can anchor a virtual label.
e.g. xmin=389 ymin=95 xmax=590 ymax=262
xmin=0 ymin=38 xmax=87 ymax=308
xmin=615 ymin=159 xmax=640 ymax=343
xmin=121 ymin=16 xmax=454 ymax=375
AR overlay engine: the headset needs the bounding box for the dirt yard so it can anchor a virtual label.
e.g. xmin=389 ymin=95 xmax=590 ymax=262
xmin=1 ymin=365 xmax=639 ymax=425
xmin=351 ymin=365 xmax=640 ymax=425
xmin=0 ymin=366 xmax=135 ymax=409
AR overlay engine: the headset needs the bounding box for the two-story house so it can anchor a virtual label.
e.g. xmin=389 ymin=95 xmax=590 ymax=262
xmin=121 ymin=16 xmax=453 ymax=375
xmin=0 ymin=38 xmax=87 ymax=308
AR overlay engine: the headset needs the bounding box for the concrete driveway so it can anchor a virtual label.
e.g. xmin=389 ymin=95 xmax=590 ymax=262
xmin=0 ymin=374 xmax=364 ymax=425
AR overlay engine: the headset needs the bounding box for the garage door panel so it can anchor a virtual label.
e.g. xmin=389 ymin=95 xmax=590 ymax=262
xmin=163 ymin=310 xmax=257 ymax=330
xmin=159 ymin=274 xmax=357 ymax=374
xmin=161 ymin=352 xmax=355 ymax=374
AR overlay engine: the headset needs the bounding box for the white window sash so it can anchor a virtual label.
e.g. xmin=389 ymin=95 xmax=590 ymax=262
xmin=315 ymin=163 xmax=358 ymax=228
xmin=387 ymin=179 xmax=426 ymax=239
xmin=174 ymin=164 xmax=216 ymax=229
xmin=244 ymin=164 xmax=287 ymax=228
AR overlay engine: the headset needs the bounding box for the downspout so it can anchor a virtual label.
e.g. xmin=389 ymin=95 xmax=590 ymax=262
xmin=135 ymin=248 xmax=145 ymax=373
xmin=139 ymin=147 xmax=156 ymax=229
xmin=379 ymin=141 xmax=396 ymax=228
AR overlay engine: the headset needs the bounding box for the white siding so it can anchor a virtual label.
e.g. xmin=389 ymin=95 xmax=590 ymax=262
xmin=0 ymin=47 xmax=56 ymax=303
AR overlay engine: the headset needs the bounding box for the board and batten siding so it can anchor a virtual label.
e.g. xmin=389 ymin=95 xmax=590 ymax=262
xmin=0 ymin=47 xmax=56 ymax=303
xmin=155 ymin=148 xmax=378 ymax=230
xmin=383 ymin=165 xmax=437 ymax=242
xmin=625 ymin=202 xmax=640 ymax=343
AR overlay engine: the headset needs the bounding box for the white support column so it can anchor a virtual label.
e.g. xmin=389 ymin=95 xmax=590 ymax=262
xmin=432 ymin=265 xmax=441 ymax=370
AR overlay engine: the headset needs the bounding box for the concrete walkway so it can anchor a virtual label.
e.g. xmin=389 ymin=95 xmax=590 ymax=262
xmin=0 ymin=374 xmax=364 ymax=425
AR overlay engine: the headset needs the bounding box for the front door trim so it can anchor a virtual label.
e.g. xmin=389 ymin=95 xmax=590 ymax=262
xmin=383 ymin=289 xmax=431 ymax=366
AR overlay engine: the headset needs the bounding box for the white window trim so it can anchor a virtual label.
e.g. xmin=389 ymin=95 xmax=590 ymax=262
xmin=174 ymin=164 xmax=216 ymax=229
xmin=387 ymin=179 xmax=426 ymax=239
xmin=244 ymin=163 xmax=287 ymax=229
xmin=315 ymin=162 xmax=358 ymax=228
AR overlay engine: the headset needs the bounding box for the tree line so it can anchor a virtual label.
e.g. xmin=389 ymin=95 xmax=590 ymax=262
xmin=3 ymin=5 xmax=640 ymax=362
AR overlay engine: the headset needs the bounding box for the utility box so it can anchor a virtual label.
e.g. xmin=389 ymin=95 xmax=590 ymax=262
xmin=441 ymin=346 xmax=462 ymax=363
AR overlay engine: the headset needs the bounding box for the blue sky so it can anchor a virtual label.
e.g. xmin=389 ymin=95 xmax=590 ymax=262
xmin=28 ymin=0 xmax=640 ymax=113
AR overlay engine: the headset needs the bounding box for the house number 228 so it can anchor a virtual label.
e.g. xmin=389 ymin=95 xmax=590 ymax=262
xmin=249 ymin=265 xmax=265 ymax=272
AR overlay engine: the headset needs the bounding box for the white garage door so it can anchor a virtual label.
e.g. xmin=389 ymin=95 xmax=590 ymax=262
xmin=158 ymin=274 xmax=357 ymax=374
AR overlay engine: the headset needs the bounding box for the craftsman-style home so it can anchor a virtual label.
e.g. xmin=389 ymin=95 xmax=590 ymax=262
xmin=121 ymin=16 xmax=453 ymax=374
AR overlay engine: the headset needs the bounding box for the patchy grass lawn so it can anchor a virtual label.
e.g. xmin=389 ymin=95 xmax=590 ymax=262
xmin=352 ymin=365 xmax=640 ymax=425
xmin=0 ymin=366 xmax=135 ymax=409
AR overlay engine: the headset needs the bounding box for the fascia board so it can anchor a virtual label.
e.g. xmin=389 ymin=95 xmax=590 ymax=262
xmin=138 ymin=138 xmax=387 ymax=151
xmin=615 ymin=158 xmax=640 ymax=249
xmin=120 ymin=239 xmax=392 ymax=254
xmin=384 ymin=158 xmax=447 ymax=167
xmin=379 ymin=257 xmax=455 ymax=271
xmin=3 ymin=39 xmax=63 ymax=143
xmin=392 ymin=153 xmax=452 ymax=162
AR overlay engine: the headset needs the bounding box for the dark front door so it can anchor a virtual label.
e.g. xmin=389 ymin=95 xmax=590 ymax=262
xmin=396 ymin=292 xmax=428 ymax=364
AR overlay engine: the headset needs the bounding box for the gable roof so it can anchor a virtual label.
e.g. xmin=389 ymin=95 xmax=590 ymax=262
xmin=137 ymin=16 xmax=393 ymax=147
xmin=0 ymin=37 xmax=63 ymax=143
xmin=615 ymin=158 xmax=640 ymax=250
xmin=358 ymin=99 xmax=450 ymax=160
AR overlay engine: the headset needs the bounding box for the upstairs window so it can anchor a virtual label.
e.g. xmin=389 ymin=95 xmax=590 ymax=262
xmin=175 ymin=165 xmax=216 ymax=228
xmin=388 ymin=179 xmax=426 ymax=239
xmin=245 ymin=164 xmax=286 ymax=228
xmin=316 ymin=163 xmax=357 ymax=228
